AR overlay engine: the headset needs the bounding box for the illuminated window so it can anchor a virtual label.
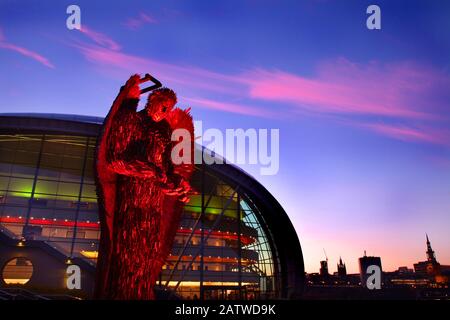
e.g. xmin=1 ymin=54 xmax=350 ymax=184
xmin=2 ymin=257 xmax=34 ymax=285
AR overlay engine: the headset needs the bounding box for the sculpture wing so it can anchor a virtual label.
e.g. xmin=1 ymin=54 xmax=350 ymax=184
xmin=96 ymin=87 xmax=129 ymax=242
xmin=94 ymin=86 xmax=128 ymax=298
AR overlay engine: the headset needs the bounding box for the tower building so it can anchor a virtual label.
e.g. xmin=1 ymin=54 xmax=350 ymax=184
xmin=337 ymin=257 xmax=347 ymax=277
xmin=414 ymin=234 xmax=441 ymax=277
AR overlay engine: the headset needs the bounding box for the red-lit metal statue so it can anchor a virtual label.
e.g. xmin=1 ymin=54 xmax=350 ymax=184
xmin=94 ymin=74 xmax=194 ymax=299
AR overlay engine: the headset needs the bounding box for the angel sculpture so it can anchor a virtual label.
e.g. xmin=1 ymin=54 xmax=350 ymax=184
xmin=94 ymin=74 xmax=194 ymax=299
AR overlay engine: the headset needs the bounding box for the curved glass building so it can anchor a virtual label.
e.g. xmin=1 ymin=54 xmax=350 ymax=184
xmin=0 ymin=113 xmax=304 ymax=300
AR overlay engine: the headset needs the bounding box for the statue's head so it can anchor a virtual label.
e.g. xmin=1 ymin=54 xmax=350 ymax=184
xmin=145 ymin=88 xmax=177 ymax=122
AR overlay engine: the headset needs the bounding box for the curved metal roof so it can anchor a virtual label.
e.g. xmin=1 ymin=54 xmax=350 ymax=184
xmin=0 ymin=112 xmax=305 ymax=298
xmin=0 ymin=113 xmax=103 ymax=137
xmin=0 ymin=113 xmax=104 ymax=124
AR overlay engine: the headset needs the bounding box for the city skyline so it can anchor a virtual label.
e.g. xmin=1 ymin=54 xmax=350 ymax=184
xmin=308 ymin=233 xmax=446 ymax=274
xmin=0 ymin=0 xmax=449 ymax=274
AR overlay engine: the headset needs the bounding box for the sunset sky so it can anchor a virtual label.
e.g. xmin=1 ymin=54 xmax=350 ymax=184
xmin=0 ymin=0 xmax=449 ymax=273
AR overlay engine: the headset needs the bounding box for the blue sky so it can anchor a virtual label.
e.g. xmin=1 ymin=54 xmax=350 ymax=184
xmin=0 ymin=0 xmax=449 ymax=273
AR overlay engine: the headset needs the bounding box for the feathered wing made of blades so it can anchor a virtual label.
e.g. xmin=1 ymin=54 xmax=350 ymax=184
xmin=94 ymin=86 xmax=127 ymax=298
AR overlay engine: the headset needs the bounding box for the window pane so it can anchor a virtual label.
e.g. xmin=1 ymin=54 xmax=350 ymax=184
xmin=1 ymin=205 xmax=28 ymax=217
xmin=0 ymin=163 xmax=12 ymax=175
xmin=13 ymin=150 xmax=39 ymax=166
xmin=40 ymin=153 xmax=63 ymax=168
xmin=37 ymin=168 xmax=60 ymax=181
xmin=13 ymin=135 xmax=42 ymax=152
xmin=54 ymin=195 xmax=79 ymax=209
xmin=11 ymin=164 xmax=36 ymax=179
xmin=0 ymin=136 xmax=19 ymax=150
xmin=57 ymin=182 xmax=80 ymax=197
xmin=0 ymin=176 xmax=9 ymax=190
xmin=59 ymin=168 xmax=82 ymax=183
xmin=5 ymin=192 xmax=29 ymax=206
xmin=81 ymin=184 xmax=97 ymax=198
xmin=53 ymin=208 xmax=77 ymax=221
xmin=0 ymin=147 xmax=15 ymax=163
xmin=35 ymin=180 xmax=58 ymax=195
xmin=8 ymin=178 xmax=33 ymax=194
xmin=61 ymin=156 xmax=83 ymax=170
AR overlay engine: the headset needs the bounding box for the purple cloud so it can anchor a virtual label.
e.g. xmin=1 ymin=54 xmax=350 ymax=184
xmin=123 ymin=12 xmax=158 ymax=30
xmin=242 ymin=59 xmax=449 ymax=120
xmin=78 ymin=25 xmax=121 ymax=51
xmin=0 ymin=26 xmax=54 ymax=68
xmin=69 ymin=28 xmax=450 ymax=146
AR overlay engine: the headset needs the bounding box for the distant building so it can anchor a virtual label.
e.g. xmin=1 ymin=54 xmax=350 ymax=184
xmin=359 ymin=251 xmax=382 ymax=288
xmin=413 ymin=234 xmax=450 ymax=286
xmin=384 ymin=266 xmax=429 ymax=288
xmin=337 ymin=257 xmax=347 ymax=277
xmin=396 ymin=266 xmax=414 ymax=274
xmin=319 ymin=260 xmax=329 ymax=277
xmin=414 ymin=234 xmax=441 ymax=277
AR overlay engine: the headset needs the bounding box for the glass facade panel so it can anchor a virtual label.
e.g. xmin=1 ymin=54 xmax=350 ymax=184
xmin=0 ymin=132 xmax=282 ymax=299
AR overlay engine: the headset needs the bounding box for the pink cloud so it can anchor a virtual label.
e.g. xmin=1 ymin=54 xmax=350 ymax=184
xmin=72 ymin=42 xmax=241 ymax=95
xmin=69 ymin=28 xmax=450 ymax=147
xmin=73 ymin=42 xmax=146 ymax=68
xmin=360 ymin=123 xmax=450 ymax=146
xmin=73 ymin=42 xmax=270 ymax=119
xmin=242 ymin=59 xmax=449 ymax=120
xmin=183 ymin=97 xmax=275 ymax=118
xmin=235 ymin=59 xmax=450 ymax=146
xmin=123 ymin=12 xmax=158 ymax=30
xmin=0 ymin=27 xmax=54 ymax=68
xmin=78 ymin=25 xmax=121 ymax=51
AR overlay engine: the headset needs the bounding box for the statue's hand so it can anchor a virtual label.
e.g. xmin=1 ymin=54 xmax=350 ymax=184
xmin=158 ymin=171 xmax=168 ymax=183
xmin=175 ymin=180 xmax=191 ymax=203
xmin=163 ymin=177 xmax=191 ymax=198
xmin=124 ymin=74 xmax=141 ymax=99
xmin=178 ymin=179 xmax=191 ymax=194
